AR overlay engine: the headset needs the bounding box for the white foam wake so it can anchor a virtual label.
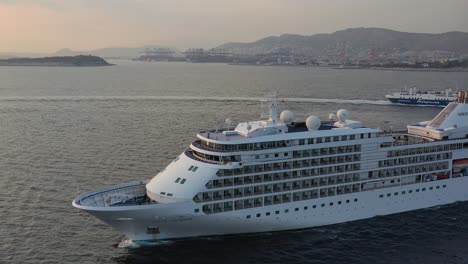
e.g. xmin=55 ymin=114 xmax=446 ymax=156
xmin=0 ymin=95 xmax=392 ymax=105
xmin=117 ymin=239 xmax=175 ymax=248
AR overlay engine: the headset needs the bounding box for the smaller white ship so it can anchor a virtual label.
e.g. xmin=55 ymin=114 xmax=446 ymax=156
xmin=386 ymin=86 xmax=457 ymax=106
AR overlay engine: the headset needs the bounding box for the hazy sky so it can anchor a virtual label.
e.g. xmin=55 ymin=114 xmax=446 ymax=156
xmin=1 ymin=0 xmax=467 ymax=52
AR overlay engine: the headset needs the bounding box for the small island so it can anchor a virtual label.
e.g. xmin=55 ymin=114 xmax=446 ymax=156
xmin=0 ymin=55 xmax=113 ymax=67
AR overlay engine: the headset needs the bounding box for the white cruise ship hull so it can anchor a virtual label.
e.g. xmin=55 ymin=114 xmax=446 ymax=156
xmin=73 ymin=94 xmax=468 ymax=242
xmin=74 ymin=176 xmax=468 ymax=241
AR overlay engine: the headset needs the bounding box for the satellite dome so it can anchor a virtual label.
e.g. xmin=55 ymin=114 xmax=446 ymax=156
xmin=280 ymin=110 xmax=295 ymax=124
xmin=246 ymin=123 xmax=252 ymax=130
xmin=329 ymin=113 xmax=336 ymax=121
xmin=306 ymin=115 xmax=321 ymax=131
xmin=337 ymin=109 xmax=349 ymax=122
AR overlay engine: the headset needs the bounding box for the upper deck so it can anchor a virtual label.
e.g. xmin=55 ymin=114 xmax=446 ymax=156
xmin=198 ymin=121 xmax=337 ymax=142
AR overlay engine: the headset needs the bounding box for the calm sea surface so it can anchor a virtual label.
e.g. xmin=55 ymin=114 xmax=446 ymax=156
xmin=1 ymin=61 xmax=468 ymax=264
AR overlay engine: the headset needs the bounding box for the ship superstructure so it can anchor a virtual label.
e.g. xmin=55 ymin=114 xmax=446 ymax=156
xmin=73 ymin=93 xmax=468 ymax=241
xmin=386 ymin=86 xmax=457 ymax=106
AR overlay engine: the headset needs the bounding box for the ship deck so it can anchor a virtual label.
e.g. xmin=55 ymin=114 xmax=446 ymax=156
xmin=73 ymin=181 xmax=157 ymax=208
xmin=200 ymin=121 xmax=337 ymax=142
xmin=380 ymin=131 xmax=436 ymax=147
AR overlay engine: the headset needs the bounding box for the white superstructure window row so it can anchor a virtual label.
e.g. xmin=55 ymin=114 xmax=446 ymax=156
xmin=196 ymin=133 xmax=375 ymax=153
xmin=386 ymin=144 xmax=462 ymax=157
xmin=379 ymin=152 xmax=451 ymax=167
xmin=216 ymin=154 xmax=360 ymax=178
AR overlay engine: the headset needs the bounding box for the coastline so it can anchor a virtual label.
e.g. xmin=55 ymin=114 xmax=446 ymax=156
xmin=228 ymin=63 xmax=468 ymax=72
xmin=0 ymin=55 xmax=113 ymax=67
xmin=0 ymin=63 xmax=115 ymax=67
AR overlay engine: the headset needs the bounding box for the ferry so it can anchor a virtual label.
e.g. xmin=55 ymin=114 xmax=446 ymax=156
xmin=385 ymin=87 xmax=457 ymax=106
xmin=73 ymin=92 xmax=468 ymax=241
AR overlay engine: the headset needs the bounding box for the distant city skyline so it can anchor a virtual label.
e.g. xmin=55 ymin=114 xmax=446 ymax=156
xmin=1 ymin=0 xmax=467 ymax=53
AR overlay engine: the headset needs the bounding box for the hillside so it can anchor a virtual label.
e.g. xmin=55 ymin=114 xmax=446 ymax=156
xmin=217 ymin=28 xmax=468 ymax=56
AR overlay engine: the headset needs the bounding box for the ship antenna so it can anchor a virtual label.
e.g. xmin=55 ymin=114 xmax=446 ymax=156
xmin=268 ymin=91 xmax=280 ymax=123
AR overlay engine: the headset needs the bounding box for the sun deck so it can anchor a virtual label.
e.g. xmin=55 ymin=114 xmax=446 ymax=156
xmin=198 ymin=121 xmax=339 ymax=142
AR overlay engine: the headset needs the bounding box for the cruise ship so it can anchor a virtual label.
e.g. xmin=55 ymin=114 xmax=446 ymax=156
xmin=73 ymin=93 xmax=468 ymax=241
xmin=386 ymin=87 xmax=457 ymax=106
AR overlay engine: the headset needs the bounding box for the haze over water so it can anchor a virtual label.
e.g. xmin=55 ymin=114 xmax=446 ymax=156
xmin=1 ymin=61 xmax=468 ymax=263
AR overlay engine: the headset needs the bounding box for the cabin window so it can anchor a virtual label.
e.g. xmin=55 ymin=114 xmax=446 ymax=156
xmin=266 ymin=212 xmax=270 ymax=216
xmin=256 ymin=214 xmax=261 ymax=217
xmin=387 ymin=193 xmax=391 ymax=197
xmin=295 ymin=208 xmax=299 ymax=211
xmin=160 ymin=192 xmax=166 ymax=195
xmin=274 ymin=153 xmax=279 ymax=157
xmin=167 ymin=193 xmax=173 ymax=197
xmin=192 ymin=167 xmax=199 ymax=172
xmin=275 ymin=210 xmax=280 ymax=215
xmin=175 ymin=178 xmax=181 ymax=183
xmin=321 ymin=204 xmax=325 ymax=207
xmin=180 ymin=179 xmax=187 ymax=184
xmin=354 ymin=198 xmax=358 ymax=202
xmin=188 ymin=166 xmax=194 ymax=171
xmin=436 ymin=186 xmax=440 ymax=189
xmin=443 ymin=185 xmax=447 ymax=188
xmin=379 ymin=194 xmax=384 ymax=198
xmin=194 ymin=209 xmax=199 ymax=213
xmin=304 ymin=206 xmax=308 ymax=210
xmin=246 ymin=215 xmax=251 ymax=219
xmin=284 ymin=209 xmax=289 ymax=213
xmin=312 ymin=205 xmax=317 ymax=208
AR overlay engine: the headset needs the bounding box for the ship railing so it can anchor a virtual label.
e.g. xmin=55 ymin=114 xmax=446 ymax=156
xmin=185 ymin=149 xmax=225 ymax=165
xmin=75 ymin=181 xmax=156 ymax=207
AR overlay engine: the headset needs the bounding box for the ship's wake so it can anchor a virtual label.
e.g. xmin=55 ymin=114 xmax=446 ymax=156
xmin=117 ymin=239 xmax=175 ymax=248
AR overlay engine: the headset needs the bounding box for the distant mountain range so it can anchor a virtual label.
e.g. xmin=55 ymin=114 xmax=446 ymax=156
xmin=216 ymin=28 xmax=468 ymax=56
